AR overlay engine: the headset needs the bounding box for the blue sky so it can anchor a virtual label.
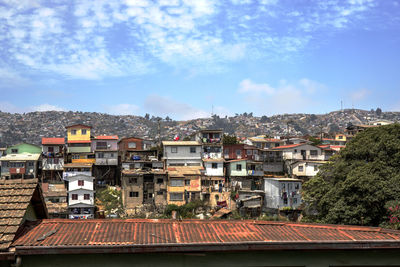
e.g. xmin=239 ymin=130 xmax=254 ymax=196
xmin=1 ymin=0 xmax=400 ymax=120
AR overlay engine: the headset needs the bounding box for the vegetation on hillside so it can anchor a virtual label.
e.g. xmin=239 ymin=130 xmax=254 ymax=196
xmin=303 ymin=124 xmax=400 ymax=227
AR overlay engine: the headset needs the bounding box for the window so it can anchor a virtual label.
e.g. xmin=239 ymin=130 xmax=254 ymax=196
xmin=283 ymin=198 xmax=288 ymax=205
xmin=338 ymin=135 xmax=343 ymax=139
xmin=170 ymin=193 xmax=183 ymax=201
xmin=84 ymin=194 xmax=90 ymax=200
xmin=157 ymin=178 xmax=164 ymax=184
xmin=294 ymin=149 xmax=297 ymax=153
xmin=128 ymin=142 xmax=137 ymax=149
xmin=129 ymin=191 xmax=139 ymax=197
xmin=310 ymin=150 xmax=318 ymax=156
xmin=236 ymin=149 xmax=241 ymax=156
xmin=190 ymin=147 xmax=196 ymax=153
xmin=47 ymin=146 xmax=54 ymax=152
xmin=71 ymin=130 xmax=77 ymax=135
xmin=54 ymin=158 xmax=59 ymax=164
xmin=11 ymin=149 xmax=18 ymax=153
xmin=96 ymin=141 xmax=107 ymax=149
xmin=171 ymin=147 xmax=178 ymax=153
xmin=81 ymin=129 xmax=87 ymax=135
xmin=110 ymin=153 xmax=114 ymax=158
xmin=293 ymin=198 xmax=298 ymax=204
xmin=78 ymin=180 xmax=84 ymax=186
xmin=187 ymin=163 xmax=201 ymax=166
xmin=28 ymin=162 xmax=34 ymax=167
xmin=72 ymin=154 xmax=80 ymax=159
xmin=97 ymin=153 xmax=104 ymax=158
xmin=129 ymin=178 xmax=137 ymax=184
xmin=212 ymin=163 xmax=218 ymax=169
xmin=246 ymin=150 xmax=252 ymax=155
xmin=157 ymin=191 xmax=163 ymax=195
xmin=224 ymin=148 xmax=229 ymax=154
xmin=170 ymin=179 xmax=184 ymax=187
xmin=72 ymin=194 xmax=78 ymax=200
xmin=236 ymin=164 xmax=242 ymax=171
xmin=185 ymin=179 xmax=190 ymax=186
xmin=298 ymin=165 xmax=304 ymax=172
xmin=295 ymin=184 xmax=299 ymax=190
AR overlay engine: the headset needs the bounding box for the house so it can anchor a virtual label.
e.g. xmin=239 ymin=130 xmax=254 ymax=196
xmin=63 ymin=163 xmax=94 ymax=219
xmin=261 ymin=149 xmax=284 ymax=173
xmin=291 ymin=160 xmax=325 ymax=180
xmin=162 ymin=141 xmax=202 ymax=167
xmin=41 ymin=182 xmax=68 ymax=218
xmin=195 ymin=129 xmax=223 ymax=159
xmin=244 ymin=136 xmax=283 ymax=149
xmin=121 ymin=169 xmax=168 ymax=215
xmin=0 ymin=153 xmax=41 ymax=180
xmin=226 ymin=159 xmax=262 ymax=191
xmin=10 ymin=219 xmax=400 ymax=267
xmin=0 ymin=179 xmax=48 ymax=257
xmin=272 ymin=143 xmax=332 ymax=161
xmin=41 ymin=137 xmax=65 ymax=182
xmin=6 ymin=143 xmax=41 ymax=155
xmin=118 ymin=137 xmax=144 ymax=162
xmin=66 ymin=124 xmax=94 ymax=164
xmin=167 ymin=166 xmax=203 ymax=205
xmin=223 ymin=144 xmax=262 ymax=161
xmin=120 ymin=149 xmax=163 ymax=171
xmin=263 ymin=178 xmax=302 ymax=211
xmin=92 ymin=135 xmax=119 ymax=187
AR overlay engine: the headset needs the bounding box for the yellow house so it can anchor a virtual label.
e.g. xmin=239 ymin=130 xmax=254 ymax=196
xmin=66 ymin=124 xmax=95 ymax=163
xmin=335 ymin=133 xmax=346 ymax=142
xmin=167 ymin=166 xmax=202 ymax=206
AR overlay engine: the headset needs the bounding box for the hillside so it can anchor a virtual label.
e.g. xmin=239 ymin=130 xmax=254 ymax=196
xmin=0 ymin=109 xmax=399 ymax=147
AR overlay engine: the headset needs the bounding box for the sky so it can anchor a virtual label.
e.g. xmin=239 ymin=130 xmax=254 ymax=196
xmin=1 ymin=0 xmax=400 ymax=120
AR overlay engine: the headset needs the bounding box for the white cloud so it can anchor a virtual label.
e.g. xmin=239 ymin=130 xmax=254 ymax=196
xmin=238 ymin=79 xmax=275 ymax=94
xmin=350 ymin=89 xmax=371 ymax=101
xmin=104 ymin=104 xmax=140 ymax=115
xmin=31 ymin=104 xmax=65 ymax=112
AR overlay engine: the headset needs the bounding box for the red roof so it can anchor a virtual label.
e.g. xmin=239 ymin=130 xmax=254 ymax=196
xmin=12 ymin=219 xmax=400 ymax=254
xmin=272 ymin=144 xmax=303 ymax=149
xmin=67 ymin=140 xmax=91 ymax=144
xmin=94 ymin=135 xmax=118 ymax=140
xmin=42 ymin=138 xmax=65 ymax=145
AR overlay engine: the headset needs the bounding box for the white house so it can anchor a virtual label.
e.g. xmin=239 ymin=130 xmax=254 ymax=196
xmin=162 ymin=141 xmax=202 ymax=167
xmin=272 ymin=144 xmax=332 ymax=161
xmin=263 ymin=178 xmax=302 ymax=210
xmin=68 ymin=174 xmax=95 ymax=219
xmin=291 ymin=160 xmax=325 ymax=179
xmin=202 ymin=158 xmax=224 ymax=177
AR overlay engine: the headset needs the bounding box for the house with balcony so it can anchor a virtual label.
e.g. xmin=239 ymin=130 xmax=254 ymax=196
xmin=41 ymin=137 xmax=65 ymax=182
xmin=121 ymin=169 xmax=168 ymax=215
xmin=162 ymin=141 xmax=202 ymax=167
xmin=92 ymin=135 xmax=119 ymax=187
xmin=0 ymin=153 xmax=41 ymax=180
xmin=66 ymin=124 xmax=94 ymax=164
xmin=167 ymin=166 xmax=203 ymax=206
xmin=118 ymin=137 xmax=144 ymax=161
xmin=196 ymin=129 xmax=223 ymax=159
xmin=64 ymin=163 xmax=95 ymax=219
xmin=244 ymin=136 xmax=284 ymax=149
xmin=263 ymin=178 xmax=302 ymax=211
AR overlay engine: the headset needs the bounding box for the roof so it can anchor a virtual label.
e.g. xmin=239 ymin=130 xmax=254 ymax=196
xmin=0 ymin=153 xmax=40 ymax=161
xmin=67 ymin=140 xmax=91 ymax=144
xmin=248 ymin=137 xmax=281 ymax=143
xmin=162 ymin=141 xmax=201 ymax=146
xmin=63 ymin=163 xmax=93 ymax=168
xmin=0 ymin=180 xmax=47 ymax=251
xmin=167 ymin=166 xmax=204 ymax=176
xmin=65 ymin=124 xmax=92 ymax=129
xmin=264 ymin=177 xmax=302 ymax=182
xmin=11 ymin=219 xmax=400 ymax=255
xmin=94 ymin=135 xmax=119 ymax=140
xmin=202 ymin=158 xmax=225 ymax=162
xmin=122 ymin=169 xmax=167 ymax=175
xmin=272 ymin=143 xmax=315 ymax=150
xmin=42 ymin=137 xmax=65 ymax=145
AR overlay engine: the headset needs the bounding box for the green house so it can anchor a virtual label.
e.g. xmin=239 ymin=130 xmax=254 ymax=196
xmin=6 ymin=143 xmax=41 ymax=155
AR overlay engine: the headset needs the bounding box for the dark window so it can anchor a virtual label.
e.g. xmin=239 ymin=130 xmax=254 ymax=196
xmin=236 ymin=149 xmax=241 ymax=156
xmin=129 ymin=178 xmax=137 ymax=184
xmin=190 ymin=147 xmax=196 ymax=153
xmin=236 ymin=164 xmax=242 ymax=171
xmin=170 ymin=193 xmax=183 ymax=201
xmin=171 ymin=147 xmax=177 ymax=153
xmin=47 ymin=146 xmax=54 ymax=152
xmin=298 ymin=166 xmax=304 ymax=172
xmin=212 ymin=163 xmax=218 ymax=169
xmin=11 ymin=149 xmax=18 ymax=153
xmin=72 ymin=194 xmax=78 ymax=200
xmin=78 ymin=180 xmax=84 ymax=186
xmin=310 ymin=150 xmax=318 ymax=156
xmin=54 ymin=158 xmax=59 ymax=164
xmin=129 ymin=191 xmax=139 ymax=197
xmin=71 ymin=130 xmax=77 ymax=135
xmin=157 ymin=178 xmax=163 ymax=184
xmin=84 ymin=194 xmax=90 ymax=200
xmin=96 ymin=141 xmax=107 ymax=149
xmin=185 ymin=179 xmax=190 ymax=186
xmin=157 ymin=191 xmax=163 ymax=195
xmin=81 ymin=129 xmax=87 ymax=135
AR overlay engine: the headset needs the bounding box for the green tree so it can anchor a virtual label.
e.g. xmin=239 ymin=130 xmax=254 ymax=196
xmin=96 ymin=186 xmax=124 ymax=217
xmin=303 ymin=124 xmax=400 ymax=227
xmin=308 ymin=136 xmax=322 ymax=146
xmin=223 ymin=134 xmax=238 ymax=145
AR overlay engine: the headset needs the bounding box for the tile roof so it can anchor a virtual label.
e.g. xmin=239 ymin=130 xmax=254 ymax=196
xmin=272 ymin=144 xmax=303 ymax=149
xmin=94 ymin=135 xmax=119 ymax=140
xmin=0 ymin=181 xmax=41 ymax=251
xmin=11 ymin=219 xmax=400 ymax=254
xmin=42 ymin=138 xmax=65 ymax=145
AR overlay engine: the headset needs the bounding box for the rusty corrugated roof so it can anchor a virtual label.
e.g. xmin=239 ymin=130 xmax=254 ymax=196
xmin=12 ymin=219 xmax=400 ymax=253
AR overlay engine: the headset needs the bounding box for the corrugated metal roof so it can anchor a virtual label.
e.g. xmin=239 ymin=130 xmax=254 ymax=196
xmin=162 ymin=141 xmax=201 ymax=146
xmin=42 ymin=137 xmax=65 ymax=145
xmin=0 ymin=153 xmax=40 ymax=161
xmin=167 ymin=166 xmax=204 ymax=176
xmin=94 ymin=135 xmax=119 ymax=140
xmin=11 ymin=219 xmax=400 ymax=253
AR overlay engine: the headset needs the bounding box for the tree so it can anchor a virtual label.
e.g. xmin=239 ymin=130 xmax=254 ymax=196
xmin=303 ymin=124 xmax=400 ymax=227
xmin=96 ymin=186 xmax=124 ymax=217
xmin=145 ymin=113 xmax=150 ymax=120
xmin=223 ymin=134 xmax=238 ymax=145
xmin=308 ymin=136 xmax=322 ymax=146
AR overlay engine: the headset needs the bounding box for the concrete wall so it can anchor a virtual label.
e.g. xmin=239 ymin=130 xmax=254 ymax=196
xmin=204 ymin=162 xmax=224 ymax=176
xmin=227 ymin=160 xmax=247 ymax=176
xmin=264 ymin=179 xmax=301 ymax=210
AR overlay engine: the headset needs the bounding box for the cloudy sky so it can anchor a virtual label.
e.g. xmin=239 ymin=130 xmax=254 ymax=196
xmin=1 ymin=0 xmax=399 ymax=119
